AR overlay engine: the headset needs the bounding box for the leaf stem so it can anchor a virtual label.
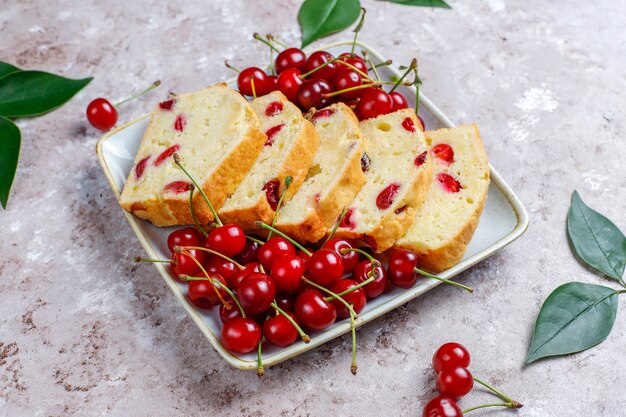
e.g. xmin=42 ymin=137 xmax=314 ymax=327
xmin=350 ymin=8 xmax=366 ymax=56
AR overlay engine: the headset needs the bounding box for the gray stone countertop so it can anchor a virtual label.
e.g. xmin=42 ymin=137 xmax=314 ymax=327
xmin=1 ymin=0 xmax=625 ymax=415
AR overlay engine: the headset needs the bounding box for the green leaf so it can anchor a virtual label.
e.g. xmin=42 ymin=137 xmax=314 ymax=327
xmin=0 ymin=70 xmax=92 ymax=118
xmin=0 ymin=116 xmax=21 ymax=209
xmin=567 ymin=191 xmax=626 ymax=283
xmin=379 ymin=0 xmax=451 ymax=8
xmin=299 ymin=0 xmax=361 ymax=48
xmin=526 ymin=282 xmax=619 ymax=364
xmin=0 ymin=62 xmax=21 ymax=80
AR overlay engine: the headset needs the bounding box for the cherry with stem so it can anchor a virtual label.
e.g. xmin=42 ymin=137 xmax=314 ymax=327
xmin=181 ymin=275 xmax=246 ymax=317
xmin=176 ymin=248 xmax=230 ymax=307
xmin=270 ymin=301 xmax=311 ymax=343
xmin=176 ymin=245 xmax=245 ymax=271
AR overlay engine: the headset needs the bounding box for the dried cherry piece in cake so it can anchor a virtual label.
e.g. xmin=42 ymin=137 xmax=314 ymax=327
xmin=154 ymin=144 xmax=181 ymax=166
xmin=376 ymin=183 xmax=401 ymax=210
xmin=262 ymin=179 xmax=280 ymax=210
xmin=437 ymin=173 xmax=462 ymax=193
xmin=432 ymin=144 xmax=455 ymax=164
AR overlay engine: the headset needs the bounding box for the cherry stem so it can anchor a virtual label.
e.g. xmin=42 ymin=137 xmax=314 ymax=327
xmin=335 ymin=59 xmax=371 ymax=80
xmin=188 ymin=184 xmax=209 ymax=238
xmin=414 ymin=267 xmax=474 ymax=293
xmin=255 ymin=221 xmax=312 ymax=256
xmin=370 ymin=59 xmax=392 ymax=70
xmin=268 ymin=35 xmax=288 ymax=49
xmin=253 ymin=32 xmax=280 ymax=53
xmin=472 ymin=377 xmax=522 ymax=406
xmin=250 ymin=76 xmax=257 ymax=99
xmin=462 ymin=402 xmax=523 ymax=413
xmin=324 ymin=275 xmax=375 ymax=301
xmin=257 ymin=341 xmax=265 ymax=377
xmin=133 ymin=256 xmax=172 ymax=263
xmin=339 ymin=247 xmax=379 ymax=265
xmin=246 ymin=235 xmax=264 ymax=244
xmin=114 ymin=80 xmax=161 ymax=107
xmin=322 ymin=207 xmax=349 ymax=246
xmin=390 ymin=58 xmax=417 ymax=93
xmin=301 ymin=276 xmax=358 ymax=319
xmin=361 ymin=51 xmax=380 ymax=82
xmin=323 ymin=82 xmax=380 ymax=99
xmin=180 ymin=250 xmax=230 ymax=307
xmin=176 ymin=245 xmax=245 ymax=270
xmin=173 ymin=153 xmax=223 ymax=226
xmin=224 ymin=60 xmax=240 ymax=74
xmin=271 ymin=302 xmax=311 ymax=343
xmin=181 ymin=276 xmax=245 ymax=317
xmin=351 ymin=8 xmax=366 ymax=56
xmin=267 ymin=176 xmax=293 ymax=241
xmin=349 ymin=304 xmax=358 ymax=375
xmin=412 ymin=64 xmax=422 ymax=115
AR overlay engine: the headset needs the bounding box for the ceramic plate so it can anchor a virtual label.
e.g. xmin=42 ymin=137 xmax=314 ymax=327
xmin=96 ymin=41 xmax=529 ymax=370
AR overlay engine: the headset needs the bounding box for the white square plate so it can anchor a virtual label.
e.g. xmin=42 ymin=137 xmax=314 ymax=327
xmin=96 ymin=41 xmax=529 ymax=370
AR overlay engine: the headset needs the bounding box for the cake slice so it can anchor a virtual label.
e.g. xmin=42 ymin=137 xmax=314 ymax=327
xmin=218 ymin=91 xmax=320 ymax=229
xmin=332 ymin=109 xmax=433 ymax=252
xmin=273 ymin=103 xmax=367 ymax=243
xmin=120 ymin=84 xmax=266 ymax=226
xmin=394 ymin=124 xmax=490 ymax=272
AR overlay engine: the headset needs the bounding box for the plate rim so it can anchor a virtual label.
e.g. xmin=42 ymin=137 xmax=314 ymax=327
xmin=95 ymin=40 xmax=529 ymax=370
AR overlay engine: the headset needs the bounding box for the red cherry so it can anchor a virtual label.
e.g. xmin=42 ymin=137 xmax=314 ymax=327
xmin=297 ymin=78 xmax=332 ymax=110
xmin=432 ymin=144 xmax=455 ymax=164
xmin=237 ymin=67 xmax=268 ymax=97
xmin=205 ymin=256 xmax=238 ymax=282
xmin=86 ymin=98 xmax=118 ymax=131
xmin=154 ymin=144 xmax=181 ymax=166
xmin=229 ymin=262 xmax=261 ymax=291
xmin=237 ymin=273 xmax=276 ymax=314
xmin=270 ymin=254 xmax=305 ymax=293
xmin=376 ymin=183 xmax=401 ymax=210
xmin=265 ymin=75 xmax=278 ymax=94
xmin=322 ymin=238 xmax=359 ymax=273
xmin=221 ymin=317 xmax=262 ymax=354
xmin=275 ymin=48 xmax=307 ymax=74
xmin=303 ymin=51 xmax=337 ymax=80
xmin=338 ymin=54 xmax=368 ymax=74
xmin=167 ymin=227 xmax=201 ymax=253
xmin=187 ymin=273 xmax=228 ymax=308
xmin=263 ymin=312 xmax=299 ymax=347
xmin=415 ymin=151 xmax=428 ymax=167
xmin=332 ymin=69 xmax=363 ymax=100
xmin=329 ymin=279 xmax=366 ymax=319
xmin=433 ymin=342 xmax=471 ymax=373
xmin=236 ymin=240 xmax=261 ymax=265
xmin=390 ymin=91 xmax=409 ymax=111
xmin=257 ymin=237 xmax=296 ymax=271
xmin=294 ymin=289 xmax=337 ymax=331
xmin=422 ymin=396 xmax=463 ymax=417
xmin=170 ymin=249 xmax=206 ymax=277
xmin=307 ymin=249 xmax=344 ymax=288
xmin=205 ymin=224 xmax=246 ymax=257
xmin=352 ymin=260 xmax=388 ymax=299
xmin=296 ymin=248 xmax=312 ymax=267
xmin=275 ymin=292 xmax=295 ymax=312
xmin=356 ymin=89 xmax=394 ymax=120
xmin=437 ymin=173 xmax=462 ymax=193
xmin=436 ymin=367 xmax=474 ymax=399
xmin=277 ymin=68 xmax=303 ymax=103
xmin=219 ymin=303 xmax=243 ymax=323
xmin=387 ymin=249 xmax=418 ymax=288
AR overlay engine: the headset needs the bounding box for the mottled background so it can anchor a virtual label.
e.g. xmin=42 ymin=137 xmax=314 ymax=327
xmin=1 ymin=0 xmax=625 ymax=416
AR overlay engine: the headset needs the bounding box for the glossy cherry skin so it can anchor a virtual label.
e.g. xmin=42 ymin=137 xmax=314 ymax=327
xmin=170 ymin=249 xmax=206 ymax=277
xmin=275 ymin=47 xmax=307 ymax=74
xmin=187 ymin=273 xmax=228 ymax=308
xmin=270 ymin=254 xmax=305 ymax=293
xmin=390 ymin=91 xmax=409 ymax=110
xmin=433 ymin=342 xmax=471 ymax=373
xmin=332 ymin=68 xmax=363 ymax=100
xmin=263 ymin=312 xmax=299 ymax=347
xmin=322 ymin=238 xmax=359 ymax=273
xmin=295 ymin=289 xmax=337 ymax=331
xmin=296 ymin=248 xmax=312 ymax=267
xmin=236 ymin=239 xmax=261 ymax=265
xmin=352 ymin=260 xmax=388 ymax=299
xmin=303 ymin=50 xmax=337 ymax=80
xmin=274 ymin=292 xmax=295 ymax=312
xmin=204 ymin=223 xmax=246 ymax=257
xmin=306 ymin=248 xmax=344 ymax=288
xmin=221 ymin=317 xmax=262 ymax=354
xmin=277 ymin=68 xmax=303 ymax=103
xmin=167 ymin=227 xmax=201 ymax=253
xmin=356 ymin=89 xmax=394 ymax=120
xmin=219 ymin=303 xmax=243 ymax=323
xmin=338 ymin=53 xmax=368 ymax=74
xmin=228 ymin=262 xmax=261 ymax=291
xmin=436 ymin=367 xmax=474 ymax=399
xmin=387 ymin=249 xmax=419 ymax=288
xmin=205 ymin=256 xmax=237 ymax=282
xmin=257 ymin=237 xmax=296 ymax=271
xmin=264 ymin=75 xmax=278 ymax=94
xmin=329 ymin=279 xmax=366 ymax=319
xmin=297 ymin=78 xmax=332 ymax=110
xmin=422 ymin=396 xmax=463 ymax=417
xmin=86 ymin=98 xmax=118 ymax=131
xmin=237 ymin=272 xmax=276 ymax=314
xmin=237 ymin=67 xmax=268 ymax=97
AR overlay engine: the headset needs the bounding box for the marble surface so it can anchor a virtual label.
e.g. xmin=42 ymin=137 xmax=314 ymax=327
xmin=1 ymin=0 xmax=625 ymax=415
